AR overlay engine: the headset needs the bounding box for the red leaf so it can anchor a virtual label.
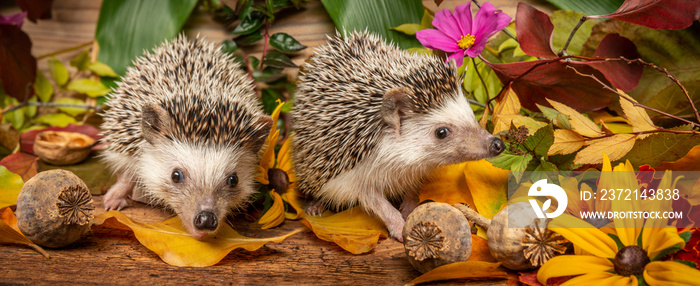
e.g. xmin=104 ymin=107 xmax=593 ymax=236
xmin=515 ymin=3 xmax=557 ymax=58
xmin=486 ymin=60 xmax=617 ymax=112
xmin=0 ymin=152 xmax=38 ymax=182
xmin=590 ymin=0 xmax=700 ymax=30
xmin=15 ymin=0 xmax=53 ymax=23
xmin=20 ymin=124 xmax=103 ymax=155
xmin=0 ymin=25 xmax=36 ymax=101
xmin=585 ymin=33 xmax=643 ymax=92
xmin=519 ymin=270 xmax=570 ymax=286
xmin=671 ymin=228 xmax=700 ymax=269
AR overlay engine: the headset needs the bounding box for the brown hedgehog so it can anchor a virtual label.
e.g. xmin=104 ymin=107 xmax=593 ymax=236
xmin=100 ymin=35 xmax=272 ymax=239
xmin=292 ymin=32 xmax=504 ymax=241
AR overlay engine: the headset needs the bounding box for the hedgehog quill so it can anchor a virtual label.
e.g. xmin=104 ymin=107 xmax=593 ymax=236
xmin=100 ymin=36 xmax=272 ymax=239
xmin=292 ymin=32 xmax=504 ymax=241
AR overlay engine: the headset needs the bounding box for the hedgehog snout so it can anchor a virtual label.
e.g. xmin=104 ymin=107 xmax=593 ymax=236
xmin=194 ymin=210 xmax=218 ymax=231
xmin=489 ymin=137 xmax=505 ymax=156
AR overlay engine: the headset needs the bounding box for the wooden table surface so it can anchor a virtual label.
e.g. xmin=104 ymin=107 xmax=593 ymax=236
xmin=0 ymin=0 xmax=552 ymax=284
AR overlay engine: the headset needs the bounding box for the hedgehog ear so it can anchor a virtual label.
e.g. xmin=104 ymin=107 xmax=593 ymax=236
xmin=141 ymin=103 xmax=171 ymax=145
xmin=243 ymin=116 xmax=273 ymax=153
xmin=381 ymin=87 xmax=413 ymax=133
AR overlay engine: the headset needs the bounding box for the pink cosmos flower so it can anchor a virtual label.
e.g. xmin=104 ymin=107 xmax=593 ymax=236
xmin=416 ymin=2 xmax=511 ymax=67
xmin=0 ymin=12 xmax=27 ymax=28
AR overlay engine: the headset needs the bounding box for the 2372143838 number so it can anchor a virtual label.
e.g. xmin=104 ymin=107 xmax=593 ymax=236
xmin=594 ymin=189 xmax=680 ymax=201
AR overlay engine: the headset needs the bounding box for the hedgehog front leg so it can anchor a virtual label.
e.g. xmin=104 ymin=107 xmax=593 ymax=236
xmin=399 ymin=189 xmax=419 ymax=220
xmin=103 ymin=174 xmax=135 ymax=210
xmin=364 ymin=195 xmax=405 ymax=242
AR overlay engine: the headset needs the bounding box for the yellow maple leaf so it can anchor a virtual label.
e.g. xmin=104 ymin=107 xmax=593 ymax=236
xmin=574 ymin=134 xmax=637 ymax=165
xmin=92 ymin=211 xmax=302 ymax=267
xmin=406 ymin=261 xmax=508 ymax=285
xmin=0 ymin=207 xmax=49 ymax=258
xmin=548 ymin=129 xmax=586 ymax=155
xmin=420 ymin=162 xmax=474 ymax=207
xmin=547 ymin=99 xmax=604 ymax=138
xmin=618 ymin=90 xmax=657 ymax=137
xmin=299 ymin=206 xmax=387 ymax=254
xmin=492 ymin=88 xmax=521 ymax=134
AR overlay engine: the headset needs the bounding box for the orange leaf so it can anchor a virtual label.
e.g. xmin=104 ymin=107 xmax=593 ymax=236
xmin=0 ymin=153 xmax=38 ymax=182
xmin=548 ymin=129 xmax=585 ymax=156
xmin=406 ymin=261 xmax=508 ymax=285
xmin=0 ymin=207 xmax=49 ymax=258
xmin=419 ymin=162 xmax=474 ymax=207
xmin=574 ymin=134 xmax=637 ymax=165
xmin=0 ymin=166 xmax=23 ymax=209
xmin=93 ymin=211 xmax=302 ymax=267
xmin=467 ymin=234 xmax=497 ymax=262
xmin=656 ymin=145 xmax=700 ymax=171
xmin=300 ymin=206 xmax=387 ymax=254
xmin=492 ymin=88 xmax=521 ymax=135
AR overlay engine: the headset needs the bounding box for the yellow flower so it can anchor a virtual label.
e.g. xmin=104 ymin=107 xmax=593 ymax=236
xmin=537 ymin=153 xmax=700 ymax=286
xmin=256 ymin=100 xmax=303 ymax=228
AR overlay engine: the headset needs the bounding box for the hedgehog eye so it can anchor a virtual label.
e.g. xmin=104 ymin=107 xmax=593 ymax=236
xmin=227 ymin=173 xmax=239 ymax=187
xmin=435 ymin=127 xmax=450 ymax=139
xmin=171 ymin=169 xmax=183 ymax=183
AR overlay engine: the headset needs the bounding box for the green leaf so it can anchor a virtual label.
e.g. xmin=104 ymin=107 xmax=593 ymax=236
xmin=651 ymin=245 xmax=683 ymax=261
xmin=69 ymin=49 xmax=91 ymax=71
xmin=269 ymin=33 xmax=307 ymax=54
xmin=0 ymin=165 xmax=23 ymax=209
xmin=320 ymin=0 xmax=424 ymax=49
xmin=390 ymin=23 xmax=423 ymax=35
xmin=463 ymin=57 xmax=501 ymax=104
xmin=679 ymin=231 xmax=692 ymax=244
xmin=537 ymin=104 xmax=571 ymax=130
xmin=220 ymin=40 xmax=239 ymax=55
xmin=232 ymin=10 xmax=265 ymax=35
xmin=524 ymin=125 xmax=554 ymax=157
xmin=249 ymin=56 xmax=260 ymax=70
xmin=608 ymin=233 xmax=625 ymax=251
xmin=546 ymin=0 xmax=622 ymax=16
xmin=261 ymin=88 xmax=283 ymax=114
xmin=550 ymin=10 xmax=596 ymax=56
xmin=26 ymin=96 xmax=37 ymax=118
xmin=674 ymin=260 xmax=698 ymax=269
xmin=1 ymin=97 xmax=25 ymax=131
xmin=33 ymin=70 xmax=53 ymax=102
xmin=263 ymin=51 xmax=297 ymax=68
xmin=96 ymin=0 xmax=199 ymax=76
xmin=583 ymin=20 xmax=700 ymax=119
xmin=66 ymin=78 xmax=111 ymax=97
xmin=620 ymin=125 xmax=700 ymax=168
xmin=33 ymin=113 xmax=77 ymax=128
xmin=420 ymin=9 xmax=433 ymax=28
xmin=88 ymin=61 xmax=119 ymax=77
xmin=55 ymin=98 xmax=88 ymax=117
xmin=235 ymin=31 xmax=263 ymax=46
xmin=253 ymin=67 xmax=285 ymax=83
xmin=48 ymin=57 xmax=69 ymax=86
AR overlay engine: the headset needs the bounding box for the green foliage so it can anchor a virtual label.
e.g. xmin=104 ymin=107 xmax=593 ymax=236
xmin=550 ymin=10 xmax=596 ymax=55
xmin=33 ymin=71 xmax=53 ymax=103
xmin=66 ymin=79 xmax=111 ymax=97
xmin=95 ymin=0 xmax=199 ymax=76
xmin=621 ymin=125 xmax=700 ymax=168
xmin=546 ymin=0 xmax=623 ymax=16
xmin=48 ymin=57 xmax=69 ymax=86
xmin=320 ymin=0 xmax=424 ymax=49
xmin=69 ymin=49 xmax=91 ymax=71
xmin=269 ymin=33 xmax=307 ymax=54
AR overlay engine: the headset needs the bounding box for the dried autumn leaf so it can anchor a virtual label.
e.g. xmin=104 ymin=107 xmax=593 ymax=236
xmin=618 ymin=90 xmax=657 ymax=136
xmin=0 ymin=24 xmax=36 ymax=101
xmin=92 ymin=211 xmax=302 ymax=267
xmin=515 ymin=2 xmax=557 ymax=58
xmin=463 ymin=160 xmax=508 ymax=221
xmin=0 ymin=123 xmax=19 ymax=152
xmin=468 ymin=234 xmax=497 ymax=262
xmin=548 ymin=129 xmax=585 ymax=156
xmin=406 ymin=261 xmax=508 ymax=285
xmin=15 ymin=0 xmax=53 ymax=22
xmin=420 ymin=162 xmax=474 ymax=207
xmin=574 ymin=134 xmax=637 ymax=165
xmin=300 ymin=206 xmax=388 ymax=254
xmin=656 ymin=145 xmax=700 ymax=171
xmin=547 ymin=99 xmax=604 ymax=137
xmin=588 ymin=0 xmax=700 ymax=30
xmin=0 ymin=207 xmax=49 ymax=258
xmin=0 ymin=166 xmax=23 ymax=209
xmin=492 ymin=87 xmax=521 ymax=134
xmin=0 ymin=152 xmax=38 ymax=182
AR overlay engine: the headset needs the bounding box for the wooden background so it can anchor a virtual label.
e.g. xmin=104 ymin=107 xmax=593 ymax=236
xmin=0 ymin=0 xmax=553 ymax=284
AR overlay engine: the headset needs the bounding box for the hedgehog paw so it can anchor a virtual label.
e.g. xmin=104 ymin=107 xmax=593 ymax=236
xmin=103 ymin=174 xmax=135 ymax=211
xmin=103 ymin=196 xmax=129 ymax=211
xmin=305 ymin=200 xmax=326 ymax=216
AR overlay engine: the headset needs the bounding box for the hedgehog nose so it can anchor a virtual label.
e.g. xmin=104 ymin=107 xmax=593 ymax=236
xmin=194 ymin=211 xmax=218 ymax=230
xmin=489 ymin=137 xmax=505 ymax=156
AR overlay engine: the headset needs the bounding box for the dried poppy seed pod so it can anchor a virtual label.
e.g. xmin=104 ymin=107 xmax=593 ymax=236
xmin=403 ymin=202 xmax=472 ymax=273
xmin=16 ymin=169 xmax=94 ymax=248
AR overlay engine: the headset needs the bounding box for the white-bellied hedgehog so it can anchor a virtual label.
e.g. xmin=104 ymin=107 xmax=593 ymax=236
xmin=100 ymin=35 xmax=272 ymax=239
xmin=292 ymin=31 xmax=504 ymax=241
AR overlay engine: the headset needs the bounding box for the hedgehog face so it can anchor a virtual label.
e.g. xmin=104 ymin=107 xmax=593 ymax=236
xmin=394 ymin=91 xmax=503 ymax=168
xmin=138 ymin=141 xmax=258 ymax=239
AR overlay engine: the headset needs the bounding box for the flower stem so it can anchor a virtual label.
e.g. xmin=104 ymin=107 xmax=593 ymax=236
xmin=471 ymin=57 xmax=491 ymax=105
xmin=37 ymin=41 xmax=94 ymax=60
xmin=453 ymin=203 xmax=491 ymax=230
xmin=558 ymin=16 xmax=588 ymax=57
xmin=260 ymin=18 xmax=270 ymax=72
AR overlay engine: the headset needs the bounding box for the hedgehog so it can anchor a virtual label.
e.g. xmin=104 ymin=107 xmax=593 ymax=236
xmin=100 ymin=35 xmax=272 ymax=239
xmin=292 ymin=31 xmax=504 ymax=241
